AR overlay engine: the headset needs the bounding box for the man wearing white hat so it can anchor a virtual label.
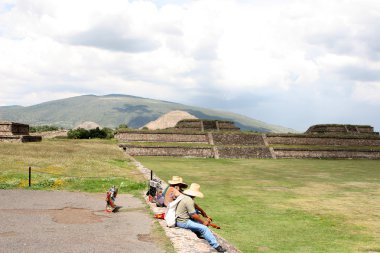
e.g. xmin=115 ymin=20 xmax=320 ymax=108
xmin=175 ymin=183 xmax=227 ymax=252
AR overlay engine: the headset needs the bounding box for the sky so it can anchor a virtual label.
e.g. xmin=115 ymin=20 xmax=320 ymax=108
xmin=1 ymin=0 xmax=380 ymax=132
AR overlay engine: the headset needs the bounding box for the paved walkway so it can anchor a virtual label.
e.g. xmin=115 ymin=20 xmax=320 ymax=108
xmin=0 ymin=190 xmax=165 ymax=253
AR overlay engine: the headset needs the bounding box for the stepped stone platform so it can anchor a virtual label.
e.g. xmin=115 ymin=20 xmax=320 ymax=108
xmin=130 ymin=156 xmax=241 ymax=253
xmin=0 ymin=122 xmax=41 ymax=143
xmin=306 ymin=124 xmax=379 ymax=136
xmin=117 ymin=123 xmax=380 ymax=159
xmin=175 ymin=119 xmax=240 ymax=132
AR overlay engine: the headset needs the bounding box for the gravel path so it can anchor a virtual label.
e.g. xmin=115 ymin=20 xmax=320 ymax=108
xmin=0 ymin=190 xmax=165 ymax=253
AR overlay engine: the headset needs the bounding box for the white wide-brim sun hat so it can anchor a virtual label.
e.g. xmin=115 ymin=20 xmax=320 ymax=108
xmin=183 ymin=183 xmax=204 ymax=198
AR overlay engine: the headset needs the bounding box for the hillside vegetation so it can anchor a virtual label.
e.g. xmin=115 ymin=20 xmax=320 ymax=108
xmin=0 ymin=94 xmax=295 ymax=133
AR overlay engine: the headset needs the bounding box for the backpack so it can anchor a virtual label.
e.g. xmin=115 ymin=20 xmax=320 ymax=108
xmin=164 ymin=194 xmax=185 ymax=227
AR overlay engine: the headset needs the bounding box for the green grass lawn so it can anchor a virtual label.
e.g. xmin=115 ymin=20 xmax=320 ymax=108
xmin=0 ymin=138 xmax=146 ymax=193
xmin=136 ymin=157 xmax=380 ymax=253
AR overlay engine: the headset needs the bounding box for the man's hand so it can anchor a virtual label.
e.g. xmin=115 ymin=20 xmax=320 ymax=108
xmin=191 ymin=213 xmax=209 ymax=226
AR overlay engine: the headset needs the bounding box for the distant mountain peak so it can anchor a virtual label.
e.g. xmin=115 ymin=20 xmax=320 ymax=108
xmin=0 ymin=94 xmax=296 ymax=133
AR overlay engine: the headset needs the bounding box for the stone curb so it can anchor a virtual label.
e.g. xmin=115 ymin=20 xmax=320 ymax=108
xmin=129 ymin=156 xmax=242 ymax=253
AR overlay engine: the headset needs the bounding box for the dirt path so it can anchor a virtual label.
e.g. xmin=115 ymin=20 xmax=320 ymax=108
xmin=0 ymin=190 xmax=165 ymax=253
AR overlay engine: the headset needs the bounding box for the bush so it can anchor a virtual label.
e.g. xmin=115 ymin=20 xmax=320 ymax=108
xmin=67 ymin=128 xmax=90 ymax=139
xmin=89 ymin=128 xmax=107 ymax=138
xmin=30 ymin=125 xmax=60 ymax=133
xmin=118 ymin=124 xmax=128 ymax=129
xmin=67 ymin=127 xmax=114 ymax=139
xmin=102 ymin=127 xmax=115 ymax=139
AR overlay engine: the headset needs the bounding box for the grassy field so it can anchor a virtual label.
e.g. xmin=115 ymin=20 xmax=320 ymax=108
xmin=1 ymin=139 xmax=379 ymax=252
xmin=0 ymin=138 xmax=146 ymax=192
xmin=136 ymin=157 xmax=380 ymax=253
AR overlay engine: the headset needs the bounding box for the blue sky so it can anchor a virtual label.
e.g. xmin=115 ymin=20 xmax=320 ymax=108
xmin=0 ymin=0 xmax=380 ymax=132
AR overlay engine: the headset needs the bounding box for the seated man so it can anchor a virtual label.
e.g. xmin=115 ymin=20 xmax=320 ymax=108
xmin=163 ymin=176 xmax=212 ymax=220
xmin=163 ymin=176 xmax=188 ymax=207
xmin=175 ymin=183 xmax=227 ymax=252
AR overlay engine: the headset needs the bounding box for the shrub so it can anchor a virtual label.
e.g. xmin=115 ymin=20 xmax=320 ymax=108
xmin=30 ymin=125 xmax=60 ymax=133
xmin=118 ymin=124 xmax=128 ymax=129
xmin=89 ymin=127 xmax=107 ymax=138
xmin=102 ymin=127 xmax=115 ymax=139
xmin=67 ymin=127 xmax=114 ymax=139
xmin=67 ymin=128 xmax=90 ymax=139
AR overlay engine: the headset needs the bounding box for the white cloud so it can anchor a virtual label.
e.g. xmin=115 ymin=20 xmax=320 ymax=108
xmin=352 ymin=81 xmax=380 ymax=105
xmin=0 ymin=0 xmax=380 ymax=130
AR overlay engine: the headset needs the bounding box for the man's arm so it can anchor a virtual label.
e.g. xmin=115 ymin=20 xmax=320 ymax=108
xmin=194 ymin=203 xmax=212 ymax=221
xmin=190 ymin=213 xmax=210 ymax=226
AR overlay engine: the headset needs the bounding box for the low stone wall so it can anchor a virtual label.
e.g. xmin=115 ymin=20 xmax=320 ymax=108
xmin=30 ymin=130 xmax=68 ymax=139
xmin=217 ymin=122 xmax=240 ymax=131
xmin=121 ymin=145 xmax=214 ymax=158
xmin=306 ymin=124 xmax=377 ymax=135
xmin=0 ymin=135 xmax=42 ymax=143
xmin=274 ymin=148 xmax=380 ymax=159
xmin=175 ymin=121 xmax=202 ymax=129
xmin=217 ymin=146 xmax=272 ymax=159
xmin=120 ymin=145 xmax=272 ymax=159
xmin=115 ymin=132 xmax=208 ymax=143
xmin=357 ymin=126 xmax=376 ymax=134
xmin=175 ymin=120 xmax=240 ymax=131
xmin=212 ymin=133 xmax=265 ymax=145
xmin=267 ymin=135 xmax=380 ymax=146
xmin=0 ymin=122 xmax=29 ymax=136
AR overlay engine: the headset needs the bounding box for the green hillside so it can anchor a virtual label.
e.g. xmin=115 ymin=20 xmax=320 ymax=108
xmin=0 ymin=94 xmax=295 ymax=133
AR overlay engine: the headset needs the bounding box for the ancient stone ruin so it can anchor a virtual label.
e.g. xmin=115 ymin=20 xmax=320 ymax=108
xmin=306 ymin=124 xmax=379 ymax=136
xmin=0 ymin=121 xmax=42 ymax=142
xmin=116 ymin=122 xmax=380 ymax=159
xmin=175 ymin=119 xmax=240 ymax=131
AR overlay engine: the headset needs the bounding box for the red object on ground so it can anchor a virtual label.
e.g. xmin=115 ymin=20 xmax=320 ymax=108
xmin=154 ymin=213 xmax=165 ymax=219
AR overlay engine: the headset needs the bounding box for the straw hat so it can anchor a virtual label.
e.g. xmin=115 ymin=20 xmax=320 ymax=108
xmin=183 ymin=183 xmax=204 ymax=198
xmin=168 ymin=176 xmax=188 ymax=188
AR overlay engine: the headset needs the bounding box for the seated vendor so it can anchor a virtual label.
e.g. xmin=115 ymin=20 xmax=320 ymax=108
xmin=163 ymin=176 xmax=188 ymax=207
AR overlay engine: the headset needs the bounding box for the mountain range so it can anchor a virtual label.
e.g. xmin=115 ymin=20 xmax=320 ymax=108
xmin=0 ymin=94 xmax=295 ymax=133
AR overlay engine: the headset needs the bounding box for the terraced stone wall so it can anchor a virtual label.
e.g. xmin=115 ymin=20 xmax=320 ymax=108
xmin=212 ymin=133 xmax=265 ymax=145
xmin=0 ymin=122 xmax=29 ymax=136
xmin=175 ymin=121 xmax=202 ymax=130
xmin=216 ymin=122 xmax=240 ymax=131
xmin=120 ymin=145 xmax=272 ymax=159
xmin=274 ymin=148 xmax=380 ymax=159
xmin=306 ymin=124 xmax=378 ymax=135
xmin=175 ymin=119 xmax=240 ymax=131
xmin=217 ymin=146 xmax=272 ymax=158
xmin=0 ymin=135 xmax=42 ymax=143
xmin=121 ymin=145 xmax=214 ymax=158
xmin=267 ymin=134 xmax=380 ymax=146
xmin=115 ymin=132 xmax=208 ymax=143
xmin=0 ymin=122 xmax=41 ymax=142
xmin=117 ymin=129 xmax=380 ymax=159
